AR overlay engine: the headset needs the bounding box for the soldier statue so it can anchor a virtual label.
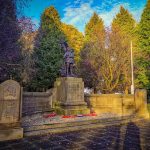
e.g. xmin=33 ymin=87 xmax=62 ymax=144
xmin=60 ymin=41 xmax=75 ymax=77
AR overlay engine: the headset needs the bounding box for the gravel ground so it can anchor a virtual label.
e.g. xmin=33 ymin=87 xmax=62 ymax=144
xmin=22 ymin=112 xmax=123 ymax=127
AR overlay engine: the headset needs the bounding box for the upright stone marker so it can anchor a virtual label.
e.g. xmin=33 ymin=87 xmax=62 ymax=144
xmin=0 ymin=80 xmax=23 ymax=141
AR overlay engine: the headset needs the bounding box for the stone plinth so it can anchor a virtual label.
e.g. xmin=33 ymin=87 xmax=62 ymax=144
xmin=0 ymin=80 xmax=23 ymax=141
xmin=54 ymin=77 xmax=89 ymax=115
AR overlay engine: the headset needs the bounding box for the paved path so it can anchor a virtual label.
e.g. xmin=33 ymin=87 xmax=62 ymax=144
xmin=0 ymin=120 xmax=150 ymax=150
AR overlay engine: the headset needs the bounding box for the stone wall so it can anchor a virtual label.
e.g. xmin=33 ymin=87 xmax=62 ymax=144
xmin=134 ymin=89 xmax=149 ymax=118
xmin=22 ymin=84 xmax=149 ymax=118
xmin=22 ymin=90 xmax=55 ymax=116
xmin=85 ymin=94 xmax=134 ymax=116
xmin=85 ymin=89 xmax=149 ymax=118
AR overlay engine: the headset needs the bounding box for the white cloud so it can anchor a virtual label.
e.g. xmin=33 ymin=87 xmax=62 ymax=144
xmin=100 ymin=0 xmax=120 ymax=10
xmin=99 ymin=3 xmax=130 ymax=27
xmin=129 ymin=7 xmax=143 ymax=22
xmin=62 ymin=0 xmax=144 ymax=33
xmin=74 ymin=0 xmax=82 ymax=5
xmin=32 ymin=18 xmax=40 ymax=28
xmin=66 ymin=2 xmax=72 ymax=6
xmin=62 ymin=1 xmax=94 ymax=32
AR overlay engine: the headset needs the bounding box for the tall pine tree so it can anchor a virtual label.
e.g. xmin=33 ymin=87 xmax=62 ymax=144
xmin=79 ymin=13 xmax=105 ymax=92
xmin=31 ymin=6 xmax=65 ymax=91
xmin=85 ymin=12 xmax=105 ymax=42
xmin=111 ymin=6 xmax=136 ymax=93
xmin=136 ymin=0 xmax=150 ymax=89
xmin=112 ymin=6 xmax=135 ymax=35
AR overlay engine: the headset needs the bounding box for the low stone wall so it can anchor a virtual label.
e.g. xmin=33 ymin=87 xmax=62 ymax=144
xmin=85 ymin=89 xmax=149 ymax=118
xmin=22 ymin=87 xmax=149 ymax=119
xmin=22 ymin=91 xmax=53 ymax=116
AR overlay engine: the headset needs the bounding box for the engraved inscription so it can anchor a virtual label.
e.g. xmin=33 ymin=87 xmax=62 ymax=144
xmin=2 ymin=102 xmax=14 ymax=121
xmin=4 ymin=85 xmax=17 ymax=100
xmin=68 ymin=83 xmax=83 ymax=101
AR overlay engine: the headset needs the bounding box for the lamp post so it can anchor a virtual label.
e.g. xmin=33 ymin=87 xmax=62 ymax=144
xmin=130 ymin=40 xmax=134 ymax=94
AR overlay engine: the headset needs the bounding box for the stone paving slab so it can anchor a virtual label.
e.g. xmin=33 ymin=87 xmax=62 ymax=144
xmin=0 ymin=120 xmax=150 ymax=150
xmin=24 ymin=115 xmax=141 ymax=137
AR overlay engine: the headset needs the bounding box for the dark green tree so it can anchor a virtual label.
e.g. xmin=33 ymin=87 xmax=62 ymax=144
xmin=31 ymin=6 xmax=66 ymax=91
xmin=0 ymin=0 xmax=22 ymax=83
xmin=135 ymin=0 xmax=150 ymax=89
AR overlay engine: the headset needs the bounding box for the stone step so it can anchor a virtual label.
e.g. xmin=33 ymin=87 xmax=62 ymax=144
xmin=23 ymin=116 xmax=145 ymax=137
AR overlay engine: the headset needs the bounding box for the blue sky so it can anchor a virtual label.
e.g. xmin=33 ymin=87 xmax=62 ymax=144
xmin=22 ymin=0 xmax=147 ymax=32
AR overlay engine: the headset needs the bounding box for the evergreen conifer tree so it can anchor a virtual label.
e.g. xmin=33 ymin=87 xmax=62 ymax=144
xmin=31 ymin=6 xmax=65 ymax=91
xmin=136 ymin=0 xmax=150 ymax=89
xmin=79 ymin=13 xmax=105 ymax=92
xmin=85 ymin=12 xmax=105 ymax=42
xmin=111 ymin=6 xmax=136 ymax=93
xmin=112 ymin=6 xmax=135 ymax=35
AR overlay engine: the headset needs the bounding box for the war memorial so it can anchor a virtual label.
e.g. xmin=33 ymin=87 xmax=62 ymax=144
xmin=0 ymin=41 xmax=150 ymax=149
xmin=0 ymin=0 xmax=150 ymax=149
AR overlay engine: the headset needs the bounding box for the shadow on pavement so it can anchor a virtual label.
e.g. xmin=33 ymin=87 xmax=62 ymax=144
xmin=123 ymin=122 xmax=141 ymax=150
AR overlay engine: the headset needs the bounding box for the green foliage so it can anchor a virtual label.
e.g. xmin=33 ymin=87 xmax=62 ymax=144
xmin=135 ymin=0 xmax=150 ymax=89
xmin=139 ymin=11 xmax=150 ymax=53
xmin=79 ymin=43 xmax=99 ymax=89
xmin=111 ymin=6 xmax=136 ymax=93
xmin=85 ymin=12 xmax=104 ymax=42
xmin=31 ymin=6 xmax=65 ymax=91
xmin=79 ymin=13 xmax=105 ymax=92
xmin=0 ymin=0 xmax=22 ymax=83
xmin=112 ymin=6 xmax=135 ymax=36
xmin=41 ymin=6 xmax=61 ymax=29
xmin=61 ymin=23 xmax=84 ymax=63
xmin=80 ymin=9 xmax=136 ymax=93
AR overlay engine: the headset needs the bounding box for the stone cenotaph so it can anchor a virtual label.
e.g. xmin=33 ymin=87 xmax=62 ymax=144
xmin=0 ymin=80 xmax=23 ymax=141
xmin=54 ymin=42 xmax=88 ymax=115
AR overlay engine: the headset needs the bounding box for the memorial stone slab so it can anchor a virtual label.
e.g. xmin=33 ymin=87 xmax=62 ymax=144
xmin=0 ymin=80 xmax=23 ymax=141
